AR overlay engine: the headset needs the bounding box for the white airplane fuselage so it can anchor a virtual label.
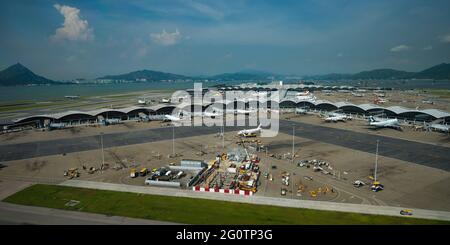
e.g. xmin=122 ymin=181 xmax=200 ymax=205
xmin=368 ymin=117 xmax=400 ymax=129
xmin=238 ymin=124 xmax=262 ymax=136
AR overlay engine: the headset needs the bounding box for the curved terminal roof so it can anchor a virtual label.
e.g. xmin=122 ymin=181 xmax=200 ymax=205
xmin=13 ymin=99 xmax=450 ymax=123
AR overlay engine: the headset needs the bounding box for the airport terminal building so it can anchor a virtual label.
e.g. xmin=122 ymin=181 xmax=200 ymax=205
xmin=4 ymin=96 xmax=450 ymax=131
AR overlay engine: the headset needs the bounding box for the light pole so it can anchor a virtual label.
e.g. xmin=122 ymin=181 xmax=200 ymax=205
xmin=292 ymin=125 xmax=295 ymax=163
xmin=100 ymin=132 xmax=105 ymax=166
xmin=222 ymin=124 xmax=225 ymax=151
xmin=374 ymin=140 xmax=379 ymax=182
xmin=172 ymin=125 xmax=175 ymax=156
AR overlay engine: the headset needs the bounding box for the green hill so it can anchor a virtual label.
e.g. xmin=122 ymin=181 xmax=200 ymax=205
xmin=97 ymin=69 xmax=190 ymax=81
xmin=415 ymin=63 xmax=450 ymax=80
xmin=0 ymin=63 xmax=59 ymax=86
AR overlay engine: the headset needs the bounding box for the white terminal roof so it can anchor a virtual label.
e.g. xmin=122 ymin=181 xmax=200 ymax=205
xmin=13 ymin=99 xmax=450 ymax=123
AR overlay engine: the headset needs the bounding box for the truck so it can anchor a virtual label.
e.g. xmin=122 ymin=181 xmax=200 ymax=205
xmin=130 ymin=168 xmax=138 ymax=178
xmin=175 ymin=171 xmax=184 ymax=179
xmin=371 ymin=181 xmax=384 ymax=192
xmin=139 ymin=168 xmax=148 ymax=176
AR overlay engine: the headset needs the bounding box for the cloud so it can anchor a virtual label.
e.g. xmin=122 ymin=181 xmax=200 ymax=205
xmin=423 ymin=45 xmax=433 ymax=50
xmin=440 ymin=34 xmax=450 ymax=43
xmin=187 ymin=1 xmax=224 ymax=20
xmin=51 ymin=4 xmax=94 ymax=42
xmin=150 ymin=29 xmax=182 ymax=46
xmin=390 ymin=44 xmax=411 ymax=52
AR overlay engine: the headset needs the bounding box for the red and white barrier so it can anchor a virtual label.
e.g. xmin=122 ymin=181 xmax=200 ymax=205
xmin=192 ymin=186 xmax=253 ymax=196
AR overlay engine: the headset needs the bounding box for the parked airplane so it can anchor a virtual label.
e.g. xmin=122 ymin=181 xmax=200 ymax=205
xmin=48 ymin=122 xmax=66 ymax=130
xmin=104 ymin=118 xmax=121 ymax=125
xmin=181 ymin=110 xmax=222 ymax=118
xmin=427 ymin=123 xmax=450 ymax=133
xmin=235 ymin=109 xmax=254 ymax=114
xmin=322 ymin=112 xmax=351 ymax=122
xmin=237 ymin=124 xmax=262 ymax=136
xmin=324 ymin=113 xmax=347 ymax=122
xmin=295 ymin=108 xmax=308 ymax=115
xmin=351 ymin=92 xmax=364 ymax=97
xmin=368 ymin=116 xmax=401 ymax=130
xmin=164 ymin=114 xmax=182 ymax=122
xmin=374 ymin=98 xmax=387 ymax=104
xmin=137 ymin=99 xmax=147 ymax=105
xmin=296 ymin=91 xmax=310 ymax=96
xmin=222 ymin=109 xmax=254 ymax=115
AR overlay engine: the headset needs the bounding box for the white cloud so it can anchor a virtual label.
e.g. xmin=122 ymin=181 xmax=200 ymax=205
xmin=390 ymin=44 xmax=411 ymax=52
xmin=187 ymin=1 xmax=224 ymax=20
xmin=423 ymin=45 xmax=433 ymax=50
xmin=51 ymin=4 xmax=94 ymax=42
xmin=150 ymin=29 xmax=182 ymax=46
xmin=440 ymin=34 xmax=450 ymax=43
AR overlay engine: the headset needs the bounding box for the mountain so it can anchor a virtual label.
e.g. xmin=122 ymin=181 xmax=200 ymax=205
xmin=415 ymin=63 xmax=450 ymax=80
xmin=97 ymin=69 xmax=190 ymax=81
xmin=307 ymin=64 xmax=450 ymax=80
xmin=351 ymin=69 xmax=414 ymax=79
xmin=304 ymin=73 xmax=352 ymax=80
xmin=211 ymin=70 xmax=279 ymax=81
xmin=0 ymin=63 xmax=58 ymax=86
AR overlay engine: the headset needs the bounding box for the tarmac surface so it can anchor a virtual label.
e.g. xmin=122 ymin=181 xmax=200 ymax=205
xmin=0 ymin=201 xmax=179 ymax=225
xmin=0 ymin=120 xmax=450 ymax=171
xmin=60 ymin=180 xmax=450 ymax=222
xmin=1 ymin=120 xmax=449 ymax=171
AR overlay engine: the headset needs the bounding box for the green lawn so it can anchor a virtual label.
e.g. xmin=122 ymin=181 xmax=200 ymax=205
xmin=425 ymin=89 xmax=450 ymax=98
xmin=4 ymin=184 xmax=448 ymax=225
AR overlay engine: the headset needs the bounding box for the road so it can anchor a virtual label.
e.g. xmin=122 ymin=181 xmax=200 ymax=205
xmin=0 ymin=201 xmax=179 ymax=225
xmin=60 ymin=180 xmax=450 ymax=222
xmin=0 ymin=120 xmax=449 ymax=171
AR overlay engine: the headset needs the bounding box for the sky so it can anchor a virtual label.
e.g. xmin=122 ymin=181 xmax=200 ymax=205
xmin=1 ymin=0 xmax=450 ymax=80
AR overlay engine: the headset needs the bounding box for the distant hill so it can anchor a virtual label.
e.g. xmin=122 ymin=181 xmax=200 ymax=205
xmin=307 ymin=63 xmax=450 ymax=80
xmin=305 ymin=73 xmax=352 ymax=80
xmin=0 ymin=63 xmax=59 ymax=86
xmin=351 ymin=69 xmax=414 ymax=79
xmin=415 ymin=63 xmax=450 ymax=80
xmin=211 ymin=70 xmax=279 ymax=81
xmin=97 ymin=69 xmax=190 ymax=81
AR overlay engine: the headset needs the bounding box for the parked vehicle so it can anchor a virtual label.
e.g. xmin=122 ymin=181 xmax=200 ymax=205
xmin=400 ymin=209 xmax=413 ymax=216
xmin=130 ymin=168 xmax=138 ymax=178
xmin=140 ymin=168 xmax=148 ymax=176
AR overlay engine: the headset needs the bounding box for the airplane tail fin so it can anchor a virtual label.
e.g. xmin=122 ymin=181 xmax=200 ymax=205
xmin=368 ymin=116 xmax=375 ymax=123
xmin=257 ymin=123 xmax=262 ymax=129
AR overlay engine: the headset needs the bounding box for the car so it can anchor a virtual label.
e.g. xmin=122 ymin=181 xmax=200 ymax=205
xmin=144 ymin=177 xmax=152 ymax=185
xmin=271 ymin=165 xmax=277 ymax=169
xmin=400 ymin=209 xmax=413 ymax=216
xmin=281 ymin=188 xmax=287 ymax=196
xmin=353 ymin=180 xmax=365 ymax=188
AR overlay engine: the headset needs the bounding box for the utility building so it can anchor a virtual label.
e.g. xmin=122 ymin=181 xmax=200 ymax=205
xmin=181 ymin=159 xmax=207 ymax=169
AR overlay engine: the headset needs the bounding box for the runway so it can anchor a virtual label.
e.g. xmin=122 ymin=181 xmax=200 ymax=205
xmin=0 ymin=120 xmax=449 ymax=171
